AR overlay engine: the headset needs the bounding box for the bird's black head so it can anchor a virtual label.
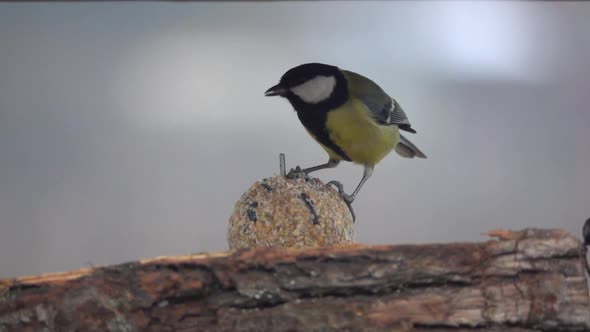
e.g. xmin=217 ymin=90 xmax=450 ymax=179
xmin=265 ymin=63 xmax=348 ymax=111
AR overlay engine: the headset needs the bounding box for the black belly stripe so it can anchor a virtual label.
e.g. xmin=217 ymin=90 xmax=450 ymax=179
xmin=284 ymin=70 xmax=351 ymax=162
xmin=296 ymin=110 xmax=351 ymax=161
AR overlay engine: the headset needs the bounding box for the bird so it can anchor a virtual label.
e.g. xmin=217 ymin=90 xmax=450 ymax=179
xmin=265 ymin=63 xmax=426 ymax=214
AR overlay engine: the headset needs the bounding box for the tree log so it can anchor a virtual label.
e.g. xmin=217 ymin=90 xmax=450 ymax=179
xmin=1 ymin=228 xmax=589 ymax=332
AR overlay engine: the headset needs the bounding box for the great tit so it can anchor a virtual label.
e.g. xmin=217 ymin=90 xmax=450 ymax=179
xmin=265 ymin=63 xmax=426 ymax=210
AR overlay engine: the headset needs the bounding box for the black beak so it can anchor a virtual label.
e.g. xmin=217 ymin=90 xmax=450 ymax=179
xmin=264 ymin=83 xmax=287 ymax=97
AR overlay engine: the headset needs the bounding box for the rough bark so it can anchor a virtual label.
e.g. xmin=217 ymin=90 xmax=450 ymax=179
xmin=1 ymin=228 xmax=589 ymax=332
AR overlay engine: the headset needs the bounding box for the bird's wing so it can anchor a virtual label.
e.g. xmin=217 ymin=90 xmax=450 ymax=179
xmin=389 ymin=99 xmax=416 ymax=134
xmin=342 ymin=70 xmax=416 ymax=134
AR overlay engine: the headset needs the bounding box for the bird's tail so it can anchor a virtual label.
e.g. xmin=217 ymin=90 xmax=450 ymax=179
xmin=395 ymin=134 xmax=427 ymax=158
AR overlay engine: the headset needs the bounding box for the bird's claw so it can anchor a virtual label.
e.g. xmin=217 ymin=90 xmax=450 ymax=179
xmin=327 ymin=181 xmax=354 ymax=203
xmin=286 ymin=166 xmax=306 ymax=179
xmin=327 ymin=180 xmax=356 ymax=222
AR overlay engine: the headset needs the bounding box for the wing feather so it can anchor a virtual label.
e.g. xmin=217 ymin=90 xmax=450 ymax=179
xmin=342 ymin=70 xmax=417 ymax=133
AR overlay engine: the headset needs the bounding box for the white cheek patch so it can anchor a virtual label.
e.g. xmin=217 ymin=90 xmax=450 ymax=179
xmin=290 ymin=75 xmax=336 ymax=104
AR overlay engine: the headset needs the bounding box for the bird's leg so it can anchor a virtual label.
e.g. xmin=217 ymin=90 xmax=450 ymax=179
xmin=327 ymin=166 xmax=374 ymax=222
xmin=303 ymin=158 xmax=340 ymax=174
xmin=287 ymin=158 xmax=340 ymax=179
xmin=350 ymin=166 xmax=374 ymax=200
xmin=328 ymin=166 xmax=373 ymax=203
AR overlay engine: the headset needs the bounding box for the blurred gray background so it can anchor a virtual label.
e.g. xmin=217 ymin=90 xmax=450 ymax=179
xmin=1 ymin=1 xmax=589 ymax=278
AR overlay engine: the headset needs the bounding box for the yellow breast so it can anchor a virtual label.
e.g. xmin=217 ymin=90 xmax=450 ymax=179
xmin=323 ymin=99 xmax=399 ymax=166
